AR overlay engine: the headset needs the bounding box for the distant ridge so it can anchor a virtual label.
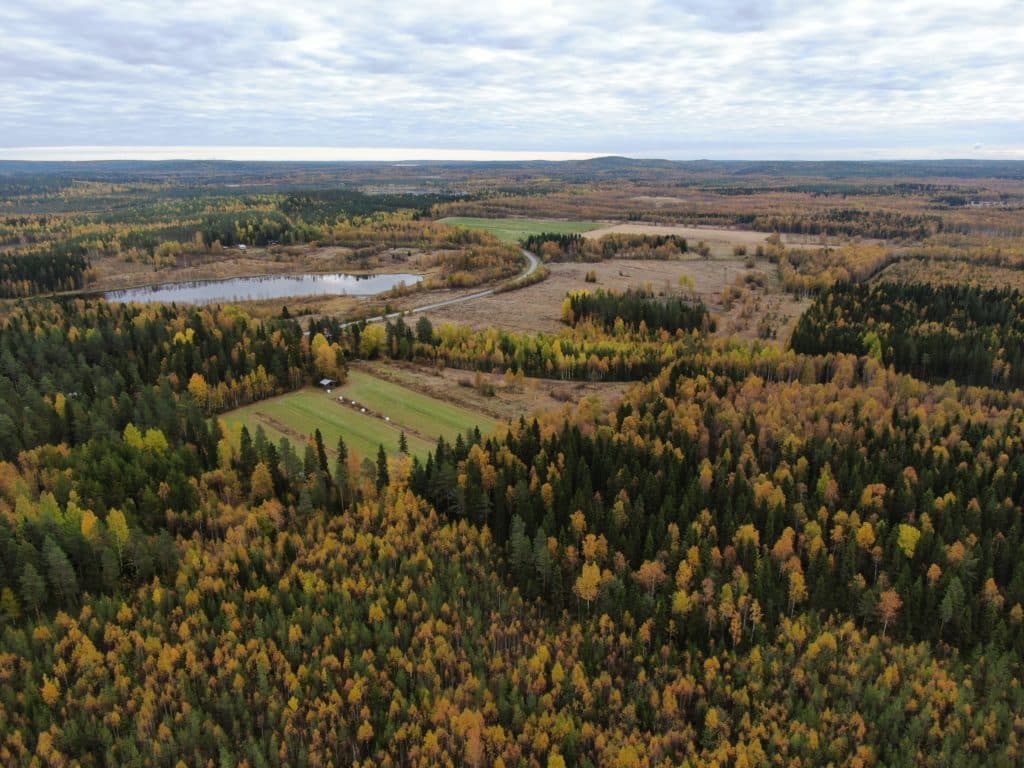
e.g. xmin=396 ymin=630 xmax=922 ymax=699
xmin=1 ymin=157 xmax=1023 ymax=184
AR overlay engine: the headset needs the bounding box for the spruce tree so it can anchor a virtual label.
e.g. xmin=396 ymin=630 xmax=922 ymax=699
xmin=376 ymin=445 xmax=389 ymax=491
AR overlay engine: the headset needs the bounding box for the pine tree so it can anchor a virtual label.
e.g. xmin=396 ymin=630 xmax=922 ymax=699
xmin=940 ymin=577 xmax=966 ymax=639
xmin=239 ymin=426 xmax=256 ymax=475
xmin=0 ymin=587 xmax=20 ymax=623
xmin=376 ymin=445 xmax=389 ymax=491
xmin=335 ymin=435 xmax=349 ymax=507
xmin=508 ymin=514 xmax=532 ymax=588
xmin=314 ymin=428 xmax=330 ymax=476
xmin=415 ymin=315 xmax=434 ymax=344
xmin=43 ymin=537 xmax=78 ymax=607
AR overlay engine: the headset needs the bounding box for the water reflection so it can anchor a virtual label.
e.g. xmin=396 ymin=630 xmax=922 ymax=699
xmin=105 ymin=273 xmax=422 ymax=304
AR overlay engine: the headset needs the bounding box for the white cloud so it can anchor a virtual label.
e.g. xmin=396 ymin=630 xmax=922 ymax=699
xmin=0 ymin=0 xmax=1021 ymax=158
xmin=0 ymin=146 xmax=600 ymax=161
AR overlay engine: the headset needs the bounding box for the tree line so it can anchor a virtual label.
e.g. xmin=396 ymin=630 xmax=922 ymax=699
xmin=0 ymin=247 xmax=88 ymax=296
xmin=562 ymin=287 xmax=714 ymax=335
xmin=791 ymin=281 xmax=1024 ymax=387
xmin=523 ymin=232 xmax=689 ymax=262
xmin=315 ymin=313 xmax=703 ymax=382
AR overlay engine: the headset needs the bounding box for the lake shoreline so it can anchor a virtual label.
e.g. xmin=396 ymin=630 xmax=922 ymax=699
xmin=102 ymin=272 xmax=424 ymax=305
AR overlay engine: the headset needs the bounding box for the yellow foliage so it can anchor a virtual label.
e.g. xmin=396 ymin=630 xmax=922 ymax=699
xmin=856 ymin=522 xmax=876 ymax=550
xmin=40 ymin=676 xmax=60 ymax=706
xmin=358 ymin=720 xmax=374 ymax=743
xmin=672 ymin=590 xmax=693 ymax=616
xmin=896 ymin=524 xmax=921 ymax=558
xmin=733 ymin=523 xmax=760 ymax=550
xmin=80 ymin=509 xmax=99 ymax=540
xmin=107 ymin=509 xmax=130 ymax=552
xmin=575 ymin=562 xmax=602 ymax=604
xmin=122 ymin=422 xmax=144 ymax=450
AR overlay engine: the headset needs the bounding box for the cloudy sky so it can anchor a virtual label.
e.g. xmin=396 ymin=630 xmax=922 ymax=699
xmin=1 ymin=0 xmax=1021 ymax=160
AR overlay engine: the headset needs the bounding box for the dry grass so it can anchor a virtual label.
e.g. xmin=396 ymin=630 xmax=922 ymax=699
xmin=354 ymin=360 xmax=632 ymax=424
xmin=439 ymin=216 xmax=605 ymax=243
xmin=422 ymin=257 xmax=808 ymax=344
xmin=582 ymin=223 xmax=848 ymax=255
xmin=435 ymin=180 xmax=1024 ymax=239
xmin=223 ymin=293 xmax=365 ymax=321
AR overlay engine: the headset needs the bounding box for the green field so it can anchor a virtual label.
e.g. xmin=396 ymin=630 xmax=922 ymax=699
xmin=439 ymin=216 xmax=604 ymax=243
xmin=222 ymin=373 xmax=497 ymax=462
xmin=341 ymin=370 xmax=497 ymax=441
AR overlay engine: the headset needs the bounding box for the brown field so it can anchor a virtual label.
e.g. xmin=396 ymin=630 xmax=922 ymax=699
xmin=353 ymin=360 xmax=632 ymax=423
xmin=630 ymin=195 xmax=691 ymax=206
xmin=221 ymin=293 xmax=366 ymax=320
xmin=434 ymin=178 xmax=1024 ymax=240
xmin=423 ymin=257 xmax=808 ymax=344
xmin=582 ymin=223 xmax=851 ymax=254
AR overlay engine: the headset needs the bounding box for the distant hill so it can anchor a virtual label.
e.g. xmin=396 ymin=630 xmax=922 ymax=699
xmin=1 ymin=157 xmax=1023 ymax=191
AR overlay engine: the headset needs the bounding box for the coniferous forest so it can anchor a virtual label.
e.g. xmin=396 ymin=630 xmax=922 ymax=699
xmin=3 ymin=159 xmax=1024 ymax=767
xmin=791 ymin=282 xmax=1024 ymax=387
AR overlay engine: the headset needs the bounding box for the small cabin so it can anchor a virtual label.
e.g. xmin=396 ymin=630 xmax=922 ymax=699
xmin=319 ymin=378 xmax=338 ymax=389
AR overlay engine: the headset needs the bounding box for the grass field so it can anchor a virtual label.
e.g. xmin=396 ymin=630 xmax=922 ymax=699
xmin=222 ymin=373 xmax=497 ymax=461
xmin=341 ymin=370 xmax=497 ymax=441
xmin=439 ymin=216 xmax=605 ymax=244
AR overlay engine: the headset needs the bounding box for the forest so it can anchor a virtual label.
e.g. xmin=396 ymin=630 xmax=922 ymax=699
xmin=3 ymin=159 xmax=1024 ymax=766
xmin=790 ymin=282 xmax=1024 ymax=387
xmin=321 ymin=313 xmax=703 ymax=382
xmin=522 ymin=232 xmax=689 ymax=262
xmin=0 ymin=249 xmax=88 ymax=297
xmin=561 ymin=288 xmax=713 ymax=335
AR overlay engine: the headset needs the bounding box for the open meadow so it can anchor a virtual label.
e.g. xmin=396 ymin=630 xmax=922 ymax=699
xmin=439 ymin=216 xmax=605 ymax=243
xmin=580 ymin=222 xmax=839 ymax=255
xmin=221 ymin=372 xmax=498 ymax=461
xmin=356 ymin=360 xmax=632 ymax=422
xmin=339 ymin=369 xmax=498 ymax=441
xmin=423 ymin=256 xmax=808 ymax=343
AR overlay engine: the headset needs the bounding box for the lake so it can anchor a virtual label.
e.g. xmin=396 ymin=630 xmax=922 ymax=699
xmin=105 ymin=273 xmax=423 ymax=304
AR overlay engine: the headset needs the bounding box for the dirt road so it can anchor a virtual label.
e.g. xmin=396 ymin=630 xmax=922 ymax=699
xmin=341 ymin=249 xmax=538 ymax=327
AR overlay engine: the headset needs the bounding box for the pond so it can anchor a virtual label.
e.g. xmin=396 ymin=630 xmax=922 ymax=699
xmin=104 ymin=272 xmax=423 ymax=304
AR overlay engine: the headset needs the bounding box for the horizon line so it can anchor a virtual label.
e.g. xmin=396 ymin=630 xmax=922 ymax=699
xmin=1 ymin=145 xmax=1023 ymax=163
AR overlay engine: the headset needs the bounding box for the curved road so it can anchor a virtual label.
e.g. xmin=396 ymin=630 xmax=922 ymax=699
xmin=340 ymin=249 xmax=538 ymax=328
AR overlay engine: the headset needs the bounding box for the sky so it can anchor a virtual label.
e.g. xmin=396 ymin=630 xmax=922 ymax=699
xmin=1 ymin=0 xmax=1022 ymax=161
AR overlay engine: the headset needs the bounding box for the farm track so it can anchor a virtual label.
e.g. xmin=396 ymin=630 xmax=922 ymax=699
xmin=342 ymin=249 xmax=538 ymax=327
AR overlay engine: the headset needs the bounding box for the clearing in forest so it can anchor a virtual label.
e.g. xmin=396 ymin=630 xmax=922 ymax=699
xmin=222 ymin=373 xmax=496 ymax=461
xmin=439 ymin=216 xmax=605 ymax=243
xmin=424 ymin=257 xmax=808 ymax=343
xmin=580 ymin=223 xmax=837 ymax=255
xmin=339 ymin=370 xmax=497 ymax=442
